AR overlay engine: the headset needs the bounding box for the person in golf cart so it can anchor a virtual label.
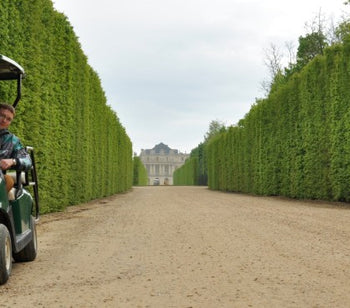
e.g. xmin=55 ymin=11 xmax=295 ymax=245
xmin=0 ymin=103 xmax=32 ymax=192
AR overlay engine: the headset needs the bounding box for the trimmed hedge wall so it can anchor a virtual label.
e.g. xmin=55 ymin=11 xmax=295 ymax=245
xmin=173 ymin=143 xmax=207 ymax=185
xmin=0 ymin=0 xmax=133 ymax=212
xmin=207 ymin=42 xmax=350 ymax=202
xmin=173 ymin=156 xmax=198 ymax=185
xmin=133 ymin=157 xmax=148 ymax=186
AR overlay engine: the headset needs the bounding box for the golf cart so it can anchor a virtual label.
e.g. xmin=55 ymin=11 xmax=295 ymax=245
xmin=0 ymin=55 xmax=39 ymax=285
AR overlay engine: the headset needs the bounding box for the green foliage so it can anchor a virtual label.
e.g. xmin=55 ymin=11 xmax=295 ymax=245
xmin=204 ymin=120 xmax=226 ymax=142
xmin=0 ymin=0 xmax=133 ymax=213
xmin=335 ymin=21 xmax=350 ymax=41
xmin=173 ymin=155 xmax=198 ymax=185
xmin=174 ymin=121 xmax=226 ymax=186
xmin=173 ymin=142 xmax=208 ymax=186
xmin=133 ymin=157 xmax=148 ymax=186
xmin=206 ymin=41 xmax=350 ymax=202
xmin=296 ymin=31 xmax=328 ymax=67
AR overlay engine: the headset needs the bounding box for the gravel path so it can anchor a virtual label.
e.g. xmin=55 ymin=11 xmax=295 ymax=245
xmin=1 ymin=186 xmax=350 ymax=307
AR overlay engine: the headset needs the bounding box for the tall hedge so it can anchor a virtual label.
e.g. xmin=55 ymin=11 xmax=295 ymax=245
xmin=173 ymin=143 xmax=207 ymax=185
xmin=133 ymin=157 xmax=148 ymax=186
xmin=207 ymin=42 xmax=350 ymax=202
xmin=0 ymin=0 xmax=133 ymax=212
xmin=173 ymin=156 xmax=198 ymax=185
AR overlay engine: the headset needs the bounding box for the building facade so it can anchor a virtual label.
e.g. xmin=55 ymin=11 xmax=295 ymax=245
xmin=139 ymin=143 xmax=189 ymax=185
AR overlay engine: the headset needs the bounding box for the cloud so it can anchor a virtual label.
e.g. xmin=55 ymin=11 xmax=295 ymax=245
xmin=53 ymin=0 xmax=347 ymax=153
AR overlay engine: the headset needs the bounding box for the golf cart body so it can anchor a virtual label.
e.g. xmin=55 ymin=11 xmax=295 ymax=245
xmin=0 ymin=55 xmax=39 ymax=284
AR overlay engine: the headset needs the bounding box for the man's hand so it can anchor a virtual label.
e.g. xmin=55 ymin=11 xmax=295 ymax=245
xmin=0 ymin=159 xmax=15 ymax=170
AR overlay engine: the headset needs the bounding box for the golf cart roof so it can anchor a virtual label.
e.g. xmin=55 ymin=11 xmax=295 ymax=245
xmin=0 ymin=55 xmax=25 ymax=107
xmin=0 ymin=54 xmax=25 ymax=80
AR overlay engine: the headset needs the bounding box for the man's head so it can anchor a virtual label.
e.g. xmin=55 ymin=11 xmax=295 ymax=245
xmin=0 ymin=103 xmax=15 ymax=129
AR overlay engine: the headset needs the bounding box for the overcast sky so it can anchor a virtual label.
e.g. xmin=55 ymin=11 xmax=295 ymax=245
xmin=53 ymin=0 xmax=347 ymax=154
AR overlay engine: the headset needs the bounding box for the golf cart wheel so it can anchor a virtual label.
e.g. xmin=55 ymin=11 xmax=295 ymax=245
xmin=13 ymin=216 xmax=37 ymax=262
xmin=0 ymin=224 xmax=12 ymax=285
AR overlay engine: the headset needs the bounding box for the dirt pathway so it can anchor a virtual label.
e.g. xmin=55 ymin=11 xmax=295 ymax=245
xmin=1 ymin=186 xmax=350 ymax=307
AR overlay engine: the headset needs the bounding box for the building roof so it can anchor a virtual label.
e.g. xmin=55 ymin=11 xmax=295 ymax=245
xmin=153 ymin=142 xmax=171 ymax=153
xmin=143 ymin=142 xmax=179 ymax=155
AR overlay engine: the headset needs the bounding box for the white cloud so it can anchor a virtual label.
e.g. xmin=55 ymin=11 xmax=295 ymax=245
xmin=53 ymin=0 xmax=348 ymax=153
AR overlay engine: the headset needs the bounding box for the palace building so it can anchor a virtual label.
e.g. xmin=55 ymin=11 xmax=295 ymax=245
xmin=139 ymin=142 xmax=189 ymax=185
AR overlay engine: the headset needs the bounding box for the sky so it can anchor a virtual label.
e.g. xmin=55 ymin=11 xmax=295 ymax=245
xmin=52 ymin=0 xmax=348 ymax=155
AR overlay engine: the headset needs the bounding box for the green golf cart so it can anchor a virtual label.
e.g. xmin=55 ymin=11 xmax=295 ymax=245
xmin=0 ymin=55 xmax=39 ymax=285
